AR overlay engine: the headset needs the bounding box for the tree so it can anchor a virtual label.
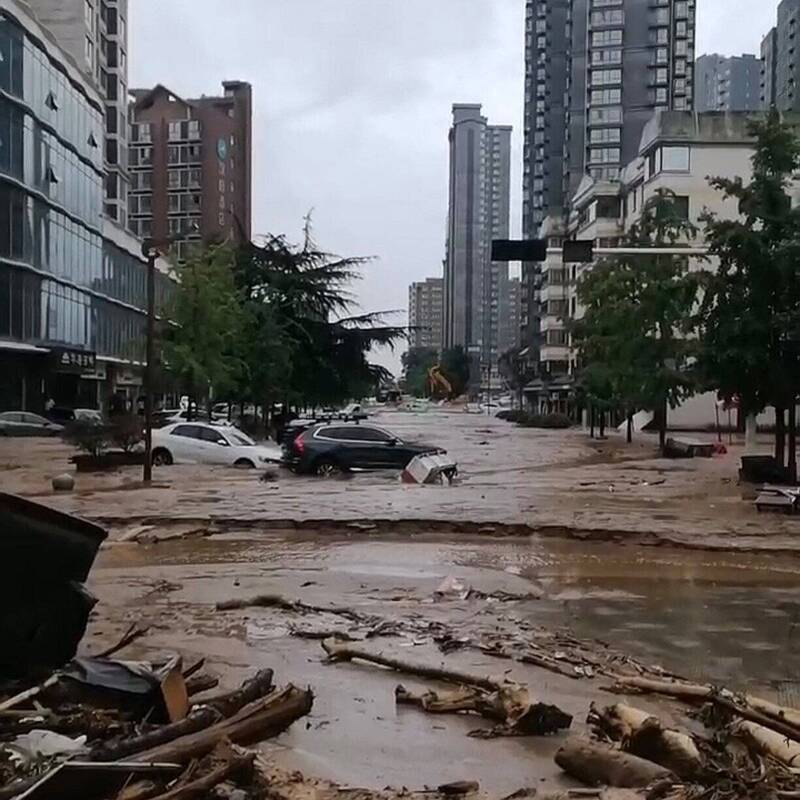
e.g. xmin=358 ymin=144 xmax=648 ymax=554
xmin=439 ymin=346 xmax=471 ymax=398
xmin=402 ymin=347 xmax=439 ymax=397
xmin=572 ymin=190 xmax=700 ymax=446
xmin=232 ymin=225 xmax=405 ymax=412
xmin=699 ymin=109 xmax=800 ymax=478
xmin=165 ymin=244 xmax=245 ymax=416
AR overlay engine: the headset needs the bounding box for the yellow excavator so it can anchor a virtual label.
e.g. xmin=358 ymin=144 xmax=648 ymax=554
xmin=428 ymin=365 xmax=453 ymax=398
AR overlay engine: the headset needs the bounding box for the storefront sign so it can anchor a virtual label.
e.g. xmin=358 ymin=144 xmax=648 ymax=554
xmin=51 ymin=348 xmax=97 ymax=374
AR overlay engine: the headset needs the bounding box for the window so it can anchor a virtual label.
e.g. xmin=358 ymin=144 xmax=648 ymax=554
xmin=588 ymin=147 xmax=620 ymax=164
xmin=655 ymin=87 xmax=668 ymax=103
xmin=675 ymin=1 xmax=688 ymax=17
xmin=188 ymin=119 xmax=201 ymax=138
xmin=589 ymin=106 xmax=623 ymax=124
xmin=199 ymin=427 xmax=226 ymax=444
xmin=661 ymin=145 xmax=690 ymax=171
xmin=85 ymin=35 xmax=94 ymax=67
xmin=592 ymin=29 xmax=623 ymax=46
xmin=592 ymin=48 xmax=622 ymax=64
xmin=591 ymin=88 xmax=621 ymax=104
xmin=590 ymin=127 xmax=621 ymax=143
xmin=318 ymin=427 xmax=362 ymax=441
xmin=169 ymin=121 xmax=182 ymax=141
xmin=676 ymin=40 xmax=688 ymax=56
xmin=653 ymin=8 xmax=669 ymax=24
xmin=655 ymin=28 xmax=669 ymax=44
xmin=655 ymin=47 xmax=668 ymax=64
xmin=676 ymin=20 xmax=687 ymax=36
xmin=672 ymin=196 xmax=690 ymax=219
xmin=592 ymin=69 xmax=621 ymax=85
xmin=590 ymin=9 xmax=623 ymax=25
xmin=172 ymin=425 xmax=202 ymax=439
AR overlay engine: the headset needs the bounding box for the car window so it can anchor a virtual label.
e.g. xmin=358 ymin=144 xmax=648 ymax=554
xmin=342 ymin=427 xmax=393 ymax=442
xmin=199 ymin=427 xmax=226 ymax=443
xmin=172 ymin=424 xmax=202 ymax=439
xmin=0 ymin=412 xmax=19 ymax=422
xmin=228 ymin=431 xmax=254 ymax=446
xmin=21 ymin=413 xmax=46 ymax=424
xmin=317 ymin=426 xmax=358 ymax=441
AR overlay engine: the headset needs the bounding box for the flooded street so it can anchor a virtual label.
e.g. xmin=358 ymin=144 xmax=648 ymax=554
xmin=89 ymin=528 xmax=800 ymax=792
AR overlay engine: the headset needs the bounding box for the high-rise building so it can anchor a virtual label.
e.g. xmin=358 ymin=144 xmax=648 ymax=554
xmin=500 ymin=277 xmax=522 ymax=354
xmin=695 ymin=54 xmax=762 ymax=112
xmin=28 ymin=0 xmax=129 ymax=226
xmin=520 ymin=0 xmax=696 ymax=354
xmin=761 ymin=28 xmax=778 ymax=108
xmin=128 ymin=81 xmax=253 ymax=260
xmin=443 ymin=104 xmax=511 ymax=379
xmin=760 ymin=0 xmax=800 ymax=111
xmin=0 ymin=0 xmax=172 ymax=412
xmin=408 ymin=278 xmax=443 ymax=351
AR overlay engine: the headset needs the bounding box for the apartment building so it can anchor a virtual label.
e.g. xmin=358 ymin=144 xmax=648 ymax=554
xmin=443 ymin=104 xmax=512 ymax=381
xmin=761 ymin=0 xmax=800 ymax=112
xmin=408 ymin=278 xmax=444 ymax=351
xmin=695 ymin=54 xmax=763 ymax=112
xmin=128 ymin=81 xmax=253 ymax=260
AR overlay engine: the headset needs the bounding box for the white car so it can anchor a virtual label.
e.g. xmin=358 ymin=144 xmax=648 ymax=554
xmin=151 ymin=422 xmax=282 ymax=468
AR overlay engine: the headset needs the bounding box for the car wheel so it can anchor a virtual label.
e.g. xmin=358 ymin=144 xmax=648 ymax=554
xmin=314 ymin=457 xmax=342 ymax=478
xmin=152 ymin=448 xmax=173 ymax=466
xmin=234 ymin=458 xmax=256 ymax=469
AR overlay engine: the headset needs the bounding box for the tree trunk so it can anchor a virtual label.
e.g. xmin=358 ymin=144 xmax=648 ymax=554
xmin=589 ymin=405 xmax=595 ymax=439
xmin=745 ymin=412 xmax=758 ymax=453
xmin=626 ymin=412 xmax=633 ymax=444
xmin=599 ymin=410 xmax=606 ymax=439
xmin=733 ymin=719 xmax=800 ymax=768
xmin=789 ymin=401 xmax=797 ymax=484
xmin=658 ymin=398 xmax=667 ymax=450
xmin=147 ymin=751 xmax=255 ymax=800
xmin=554 ymin=737 xmax=671 ymax=788
xmin=775 ymin=406 xmax=786 ymax=467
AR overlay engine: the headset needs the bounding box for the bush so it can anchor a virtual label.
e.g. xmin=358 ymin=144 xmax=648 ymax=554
xmin=497 ymin=409 xmax=528 ymax=423
xmin=63 ymin=421 xmax=112 ymax=457
xmin=516 ymin=412 xmax=573 ymax=429
xmin=110 ymin=414 xmax=144 ymax=452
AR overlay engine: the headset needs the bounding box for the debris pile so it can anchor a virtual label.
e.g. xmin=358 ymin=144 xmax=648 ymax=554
xmin=0 ymin=643 xmax=313 ymax=799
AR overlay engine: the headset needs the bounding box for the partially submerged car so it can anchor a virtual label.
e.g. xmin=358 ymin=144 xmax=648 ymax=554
xmin=284 ymin=422 xmax=446 ymax=476
xmin=152 ymin=422 xmax=282 ymax=468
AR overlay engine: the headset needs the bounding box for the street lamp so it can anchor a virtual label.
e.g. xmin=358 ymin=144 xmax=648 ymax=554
xmin=141 ymin=228 xmax=196 ymax=483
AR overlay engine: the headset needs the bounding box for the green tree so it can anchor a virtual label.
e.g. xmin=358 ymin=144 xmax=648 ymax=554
xmin=165 ymin=244 xmax=244 ymax=416
xmin=439 ymin=346 xmax=471 ymax=398
xmin=572 ymin=190 xmax=700 ymax=446
xmin=233 ymin=226 xmax=405 ymax=411
xmin=699 ymin=109 xmax=800 ymax=477
xmin=402 ymin=347 xmax=439 ymax=397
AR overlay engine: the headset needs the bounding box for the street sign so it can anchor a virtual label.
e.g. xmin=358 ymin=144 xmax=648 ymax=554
xmin=491 ymin=239 xmax=547 ymax=262
xmin=563 ymin=240 xmax=594 ymax=263
xmin=51 ymin=348 xmax=97 ymax=374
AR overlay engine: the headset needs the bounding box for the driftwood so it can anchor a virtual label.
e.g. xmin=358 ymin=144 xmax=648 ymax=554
xmin=609 ymin=676 xmax=800 ymax=740
xmin=95 ymin=623 xmax=150 ymax=659
xmin=591 ymin=703 xmax=704 ymax=780
xmin=127 ymin=685 xmax=313 ymax=764
xmin=185 ymin=674 xmax=219 ymax=696
xmin=395 ymin=683 xmax=571 ymax=737
xmin=148 ymin=751 xmax=255 ymax=800
xmin=555 ymin=737 xmax=673 ymax=788
xmin=321 ymin=638 xmax=497 ymax=690
xmin=117 ymin=781 xmax=160 ymax=800
xmin=732 ymin=720 xmax=800 ymax=768
xmin=216 ymin=594 xmax=374 ymax=625
xmin=192 ymin=668 xmax=274 ymax=717
xmin=0 ymin=674 xmax=59 ymax=712
xmin=91 ymin=707 xmax=222 ymax=761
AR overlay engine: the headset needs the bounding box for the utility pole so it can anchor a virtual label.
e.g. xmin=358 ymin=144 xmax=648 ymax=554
xmin=141 ymin=228 xmax=196 ymax=483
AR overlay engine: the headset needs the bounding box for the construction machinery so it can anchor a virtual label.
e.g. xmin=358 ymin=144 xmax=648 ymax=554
xmin=428 ymin=365 xmax=453 ymax=398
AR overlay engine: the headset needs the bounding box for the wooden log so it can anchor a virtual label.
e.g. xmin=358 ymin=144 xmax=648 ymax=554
xmin=395 ymin=684 xmax=572 ymax=736
xmin=609 ymin=676 xmax=800 ymax=742
xmin=591 ymin=703 xmax=703 ymax=780
xmin=732 ymin=720 xmax=800 ymax=768
xmin=95 ymin=623 xmax=150 ymax=658
xmin=0 ymin=674 xmax=59 ymax=712
xmin=321 ymin=638 xmax=498 ymax=690
xmin=117 ymin=781 xmax=161 ymax=800
xmin=146 ymin=751 xmax=254 ymax=800
xmin=90 ymin=707 xmax=221 ymax=761
xmin=185 ymin=674 xmax=219 ymax=696
xmin=126 ymin=685 xmax=313 ymax=765
xmin=191 ymin=668 xmax=274 ymax=717
xmin=555 ymin=737 xmax=672 ymax=788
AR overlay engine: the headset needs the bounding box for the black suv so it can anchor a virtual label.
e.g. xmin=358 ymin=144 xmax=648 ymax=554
xmin=285 ymin=423 xmax=444 ymax=476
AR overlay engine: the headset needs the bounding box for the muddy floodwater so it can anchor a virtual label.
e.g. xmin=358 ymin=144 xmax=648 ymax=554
xmin=90 ymin=528 xmax=800 ymax=794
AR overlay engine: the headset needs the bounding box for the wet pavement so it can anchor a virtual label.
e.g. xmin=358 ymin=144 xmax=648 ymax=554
xmin=5 ymin=410 xmax=800 ymax=552
xmin=87 ymin=529 xmax=800 ymax=793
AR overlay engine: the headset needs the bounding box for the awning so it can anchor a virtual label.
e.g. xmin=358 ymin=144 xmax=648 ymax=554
xmin=0 ymin=340 xmax=50 ymax=354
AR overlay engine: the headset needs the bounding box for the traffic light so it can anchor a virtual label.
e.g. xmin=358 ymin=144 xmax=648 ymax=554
xmin=562 ymin=240 xmax=594 ymax=263
xmin=491 ymin=239 xmax=548 ymax=262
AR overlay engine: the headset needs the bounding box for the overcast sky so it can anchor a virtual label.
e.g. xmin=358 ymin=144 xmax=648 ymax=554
xmin=130 ymin=0 xmax=779 ymax=375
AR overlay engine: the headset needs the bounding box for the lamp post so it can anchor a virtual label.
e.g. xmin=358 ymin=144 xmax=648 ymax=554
xmin=141 ymin=229 xmax=194 ymax=483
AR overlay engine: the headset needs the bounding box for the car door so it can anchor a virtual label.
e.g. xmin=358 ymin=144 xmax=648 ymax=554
xmin=167 ymin=424 xmax=205 ymax=463
xmin=21 ymin=413 xmax=51 ymax=435
xmin=345 ymin=426 xmax=398 ymax=469
xmin=0 ymin=413 xmax=21 ymax=435
xmin=197 ymin=426 xmax=232 ymax=464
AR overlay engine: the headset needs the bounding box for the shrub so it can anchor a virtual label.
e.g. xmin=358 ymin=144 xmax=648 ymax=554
xmin=497 ymin=409 xmax=528 ymax=423
xmin=110 ymin=414 xmax=144 ymax=452
xmin=63 ymin=421 xmax=112 ymax=457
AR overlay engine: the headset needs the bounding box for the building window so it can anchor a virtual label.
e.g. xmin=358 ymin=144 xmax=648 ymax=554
xmin=655 ymin=67 xmax=668 ymax=84
xmin=169 ymin=121 xmax=182 ymax=141
xmin=85 ymin=35 xmax=94 ymax=67
xmin=676 ymin=39 xmax=688 ymax=56
xmin=655 ymin=87 xmax=668 ymax=104
xmin=188 ymin=119 xmax=201 ymax=138
xmin=592 ymin=29 xmax=623 ymax=46
xmin=592 ymin=48 xmax=622 ymax=64
xmin=591 ymin=69 xmax=622 ymax=85
xmin=589 ymin=106 xmax=623 ymax=124
xmin=590 ymin=88 xmax=622 ymax=105
xmin=590 ymin=127 xmax=621 ymax=143
xmin=590 ymin=9 xmax=623 ymax=25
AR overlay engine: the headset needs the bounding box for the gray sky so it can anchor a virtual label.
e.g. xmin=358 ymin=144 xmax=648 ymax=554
xmin=130 ymin=0 xmax=778 ymax=375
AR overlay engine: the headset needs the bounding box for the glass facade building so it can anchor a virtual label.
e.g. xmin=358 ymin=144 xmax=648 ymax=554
xmin=0 ymin=2 xmax=171 ymax=411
